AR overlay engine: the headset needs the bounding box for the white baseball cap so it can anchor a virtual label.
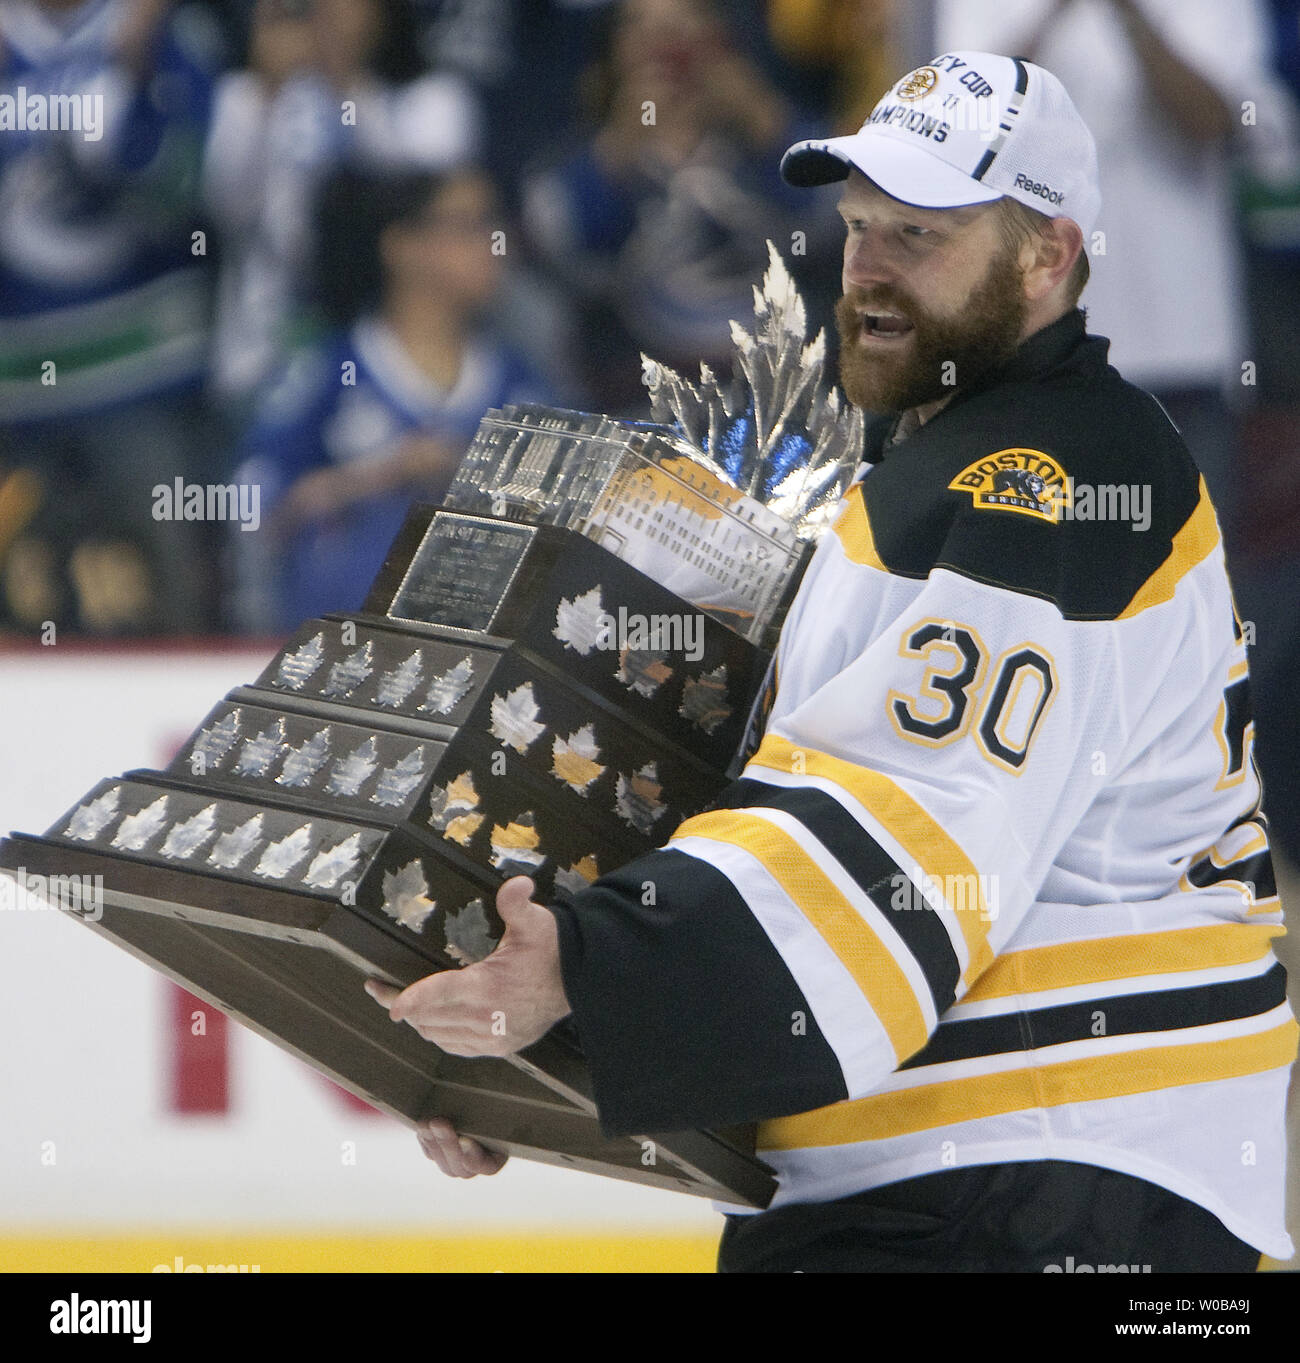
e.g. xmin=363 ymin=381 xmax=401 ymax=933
xmin=781 ymin=52 xmax=1101 ymax=238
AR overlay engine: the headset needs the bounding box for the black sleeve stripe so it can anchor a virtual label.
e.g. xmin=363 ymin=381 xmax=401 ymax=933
xmin=551 ymin=849 xmax=848 ymax=1137
xmin=1185 ymin=848 xmax=1277 ymax=901
xmin=730 ymin=777 xmax=963 ymax=1016
xmin=900 ymin=964 xmax=1289 ymax=1069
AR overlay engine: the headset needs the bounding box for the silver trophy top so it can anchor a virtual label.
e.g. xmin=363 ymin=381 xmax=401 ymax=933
xmin=640 ymin=240 xmax=863 ymax=540
xmin=444 ymin=243 xmax=863 ymax=643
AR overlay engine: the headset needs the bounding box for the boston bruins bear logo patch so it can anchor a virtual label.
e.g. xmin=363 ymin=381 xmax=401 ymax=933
xmin=949 ymin=449 xmax=1070 ymax=523
xmin=896 ymin=66 xmax=940 ymax=101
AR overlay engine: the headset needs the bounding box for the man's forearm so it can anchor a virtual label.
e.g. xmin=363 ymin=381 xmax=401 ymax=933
xmin=549 ymin=850 xmax=849 ymax=1137
xmin=1109 ymin=0 xmax=1235 ymax=143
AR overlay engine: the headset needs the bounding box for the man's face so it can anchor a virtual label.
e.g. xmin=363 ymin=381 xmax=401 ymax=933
xmin=834 ymin=171 xmax=1029 ymax=416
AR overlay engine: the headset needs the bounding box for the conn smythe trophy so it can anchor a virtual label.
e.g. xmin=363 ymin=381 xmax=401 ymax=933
xmin=0 ymin=246 xmax=861 ymax=1206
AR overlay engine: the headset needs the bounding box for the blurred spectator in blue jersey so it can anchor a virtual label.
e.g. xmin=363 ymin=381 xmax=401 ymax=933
xmin=202 ymin=0 xmax=482 ymax=415
xmin=521 ymin=0 xmax=828 ymax=415
xmin=229 ymin=166 xmax=553 ymax=632
xmin=0 ymin=0 xmax=223 ymax=635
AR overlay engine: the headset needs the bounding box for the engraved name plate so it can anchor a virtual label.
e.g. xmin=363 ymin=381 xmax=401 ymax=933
xmin=388 ymin=513 xmax=537 ymax=633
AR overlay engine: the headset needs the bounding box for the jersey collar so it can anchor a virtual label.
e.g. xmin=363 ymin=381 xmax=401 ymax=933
xmin=987 ymin=306 xmax=1095 ymax=387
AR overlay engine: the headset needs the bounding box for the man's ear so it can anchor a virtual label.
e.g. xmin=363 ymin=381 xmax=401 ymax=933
xmin=1021 ymin=217 xmax=1084 ymax=302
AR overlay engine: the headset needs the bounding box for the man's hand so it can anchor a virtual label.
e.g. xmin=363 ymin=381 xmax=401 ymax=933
xmin=272 ymin=434 xmax=461 ymax=534
xmin=415 ymin=1118 xmax=508 ymax=1179
xmin=272 ymin=466 xmax=358 ymax=532
xmin=364 ymin=877 xmax=571 ymax=1057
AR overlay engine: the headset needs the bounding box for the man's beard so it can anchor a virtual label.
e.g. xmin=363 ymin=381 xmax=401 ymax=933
xmin=835 ymin=244 xmax=1028 ymax=417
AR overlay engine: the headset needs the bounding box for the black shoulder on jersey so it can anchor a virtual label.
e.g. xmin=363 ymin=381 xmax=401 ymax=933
xmin=857 ymin=363 xmax=1209 ymax=621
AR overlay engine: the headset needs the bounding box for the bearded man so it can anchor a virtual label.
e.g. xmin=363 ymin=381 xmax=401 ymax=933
xmin=368 ymin=52 xmax=1296 ymax=1274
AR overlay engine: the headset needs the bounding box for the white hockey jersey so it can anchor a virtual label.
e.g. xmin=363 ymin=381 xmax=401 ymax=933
xmin=551 ymin=309 xmax=1296 ymax=1259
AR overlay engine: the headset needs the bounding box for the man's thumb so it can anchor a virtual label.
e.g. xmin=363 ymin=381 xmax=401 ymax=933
xmin=495 ymin=875 xmax=540 ymax=932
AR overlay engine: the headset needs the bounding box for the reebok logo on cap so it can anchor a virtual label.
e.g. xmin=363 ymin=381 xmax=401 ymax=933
xmin=1015 ymin=173 xmax=1065 ymax=206
xmin=781 ymin=51 xmax=1101 ymax=239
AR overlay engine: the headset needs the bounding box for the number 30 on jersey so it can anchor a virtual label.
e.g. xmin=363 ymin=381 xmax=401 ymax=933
xmin=887 ymin=618 xmax=1057 ymax=774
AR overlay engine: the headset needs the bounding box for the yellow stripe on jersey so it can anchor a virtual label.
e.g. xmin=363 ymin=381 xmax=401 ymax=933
xmin=748 ymin=734 xmax=995 ymax=986
xmin=671 ymin=807 xmax=930 ymax=1064
xmin=832 ymin=492 xmax=887 ymax=571
xmin=758 ymin=1018 xmax=1299 ymax=1149
xmin=963 ymin=922 xmax=1285 ymax=1002
xmin=1117 ymin=478 xmax=1220 ymax=619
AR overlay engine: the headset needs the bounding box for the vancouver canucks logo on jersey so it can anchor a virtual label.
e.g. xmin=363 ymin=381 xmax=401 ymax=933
xmin=949 ymin=449 xmax=1070 ymax=523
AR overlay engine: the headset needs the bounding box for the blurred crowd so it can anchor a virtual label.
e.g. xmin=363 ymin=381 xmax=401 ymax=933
xmin=1 ymin=0 xmax=1299 ymax=846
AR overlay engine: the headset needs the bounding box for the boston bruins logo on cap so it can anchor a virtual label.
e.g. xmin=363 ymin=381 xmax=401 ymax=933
xmin=896 ymin=66 xmax=940 ymax=101
xmin=949 ymin=449 xmax=1071 ymax=523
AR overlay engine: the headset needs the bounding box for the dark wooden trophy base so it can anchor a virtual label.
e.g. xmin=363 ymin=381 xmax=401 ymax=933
xmin=0 ymin=507 xmax=780 ymax=1207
